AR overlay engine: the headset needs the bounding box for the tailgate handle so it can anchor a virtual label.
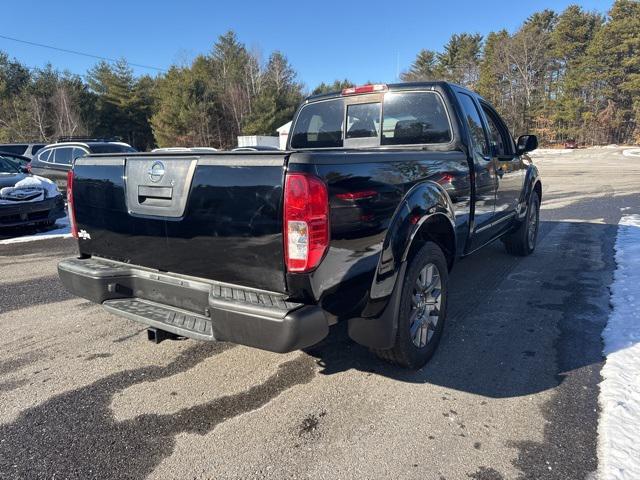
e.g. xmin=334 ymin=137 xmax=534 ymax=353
xmin=138 ymin=185 xmax=173 ymax=206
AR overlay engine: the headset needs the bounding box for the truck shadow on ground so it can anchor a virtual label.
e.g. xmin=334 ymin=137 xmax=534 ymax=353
xmin=305 ymin=219 xmax=616 ymax=400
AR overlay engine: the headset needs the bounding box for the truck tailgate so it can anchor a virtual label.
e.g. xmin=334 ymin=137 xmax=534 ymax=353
xmin=72 ymin=153 xmax=288 ymax=293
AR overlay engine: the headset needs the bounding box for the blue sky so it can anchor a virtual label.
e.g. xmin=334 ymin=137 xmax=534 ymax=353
xmin=2 ymin=0 xmax=610 ymax=90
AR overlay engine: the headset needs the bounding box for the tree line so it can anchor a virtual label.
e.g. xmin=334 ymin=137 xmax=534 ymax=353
xmin=402 ymin=0 xmax=639 ymax=145
xmin=0 ymin=32 xmax=305 ymax=151
xmin=1 ymin=0 xmax=638 ymax=150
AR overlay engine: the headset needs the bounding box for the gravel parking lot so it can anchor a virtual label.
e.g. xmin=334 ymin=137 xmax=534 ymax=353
xmin=1 ymin=147 xmax=639 ymax=480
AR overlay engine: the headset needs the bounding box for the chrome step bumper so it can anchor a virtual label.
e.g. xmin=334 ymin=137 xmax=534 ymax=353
xmin=58 ymin=256 xmax=329 ymax=352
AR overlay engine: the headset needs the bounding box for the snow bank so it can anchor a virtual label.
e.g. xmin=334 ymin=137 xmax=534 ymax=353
xmin=0 ymin=175 xmax=60 ymax=205
xmin=528 ymin=148 xmax=574 ymax=156
xmin=0 ymin=215 xmax=71 ymax=245
xmin=622 ymin=149 xmax=640 ymax=158
xmin=599 ymin=214 xmax=640 ymax=480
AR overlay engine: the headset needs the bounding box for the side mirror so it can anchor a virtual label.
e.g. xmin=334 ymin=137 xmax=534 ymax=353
xmin=19 ymin=165 xmax=29 ymax=174
xmin=516 ymin=135 xmax=538 ymax=155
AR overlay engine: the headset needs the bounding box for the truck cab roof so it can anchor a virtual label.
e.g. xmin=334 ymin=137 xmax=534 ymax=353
xmin=304 ymin=81 xmax=476 ymax=103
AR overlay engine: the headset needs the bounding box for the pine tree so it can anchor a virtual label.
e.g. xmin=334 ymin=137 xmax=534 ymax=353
xmin=243 ymin=52 xmax=303 ymax=135
xmin=438 ymin=33 xmax=483 ymax=88
xmin=477 ymin=30 xmax=510 ymax=110
xmin=151 ymin=64 xmax=207 ymax=147
xmin=312 ymin=79 xmax=354 ymax=95
xmin=583 ymin=0 xmax=640 ymax=144
xmin=400 ymin=50 xmax=439 ymax=82
xmin=552 ymin=5 xmax=603 ymax=142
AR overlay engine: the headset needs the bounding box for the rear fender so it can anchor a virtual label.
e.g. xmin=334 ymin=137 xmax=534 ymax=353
xmin=348 ymin=181 xmax=456 ymax=349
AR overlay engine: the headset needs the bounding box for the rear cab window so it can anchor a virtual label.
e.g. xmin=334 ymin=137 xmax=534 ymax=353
xmin=290 ymin=90 xmax=452 ymax=149
xmin=382 ymin=92 xmax=452 ymax=145
xmin=291 ymin=100 xmax=344 ymax=149
xmin=346 ymin=103 xmax=380 ymax=139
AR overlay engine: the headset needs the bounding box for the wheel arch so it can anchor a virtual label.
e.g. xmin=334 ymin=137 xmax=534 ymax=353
xmin=404 ymin=213 xmax=456 ymax=271
xmin=348 ymin=180 xmax=456 ymax=350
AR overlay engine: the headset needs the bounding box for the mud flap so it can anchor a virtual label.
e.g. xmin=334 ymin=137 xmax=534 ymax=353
xmin=347 ymin=262 xmax=407 ymax=349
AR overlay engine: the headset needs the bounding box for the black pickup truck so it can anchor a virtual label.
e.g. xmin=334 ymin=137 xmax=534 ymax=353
xmin=58 ymin=82 xmax=541 ymax=369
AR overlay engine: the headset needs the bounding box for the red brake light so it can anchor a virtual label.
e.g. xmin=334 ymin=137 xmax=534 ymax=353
xmin=341 ymin=84 xmax=388 ymax=96
xmin=284 ymin=173 xmax=329 ymax=272
xmin=436 ymin=174 xmax=454 ymax=185
xmin=66 ymin=170 xmax=78 ymax=239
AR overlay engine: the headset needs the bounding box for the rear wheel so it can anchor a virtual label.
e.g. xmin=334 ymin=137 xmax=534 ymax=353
xmin=504 ymin=191 xmax=540 ymax=256
xmin=374 ymin=242 xmax=448 ymax=369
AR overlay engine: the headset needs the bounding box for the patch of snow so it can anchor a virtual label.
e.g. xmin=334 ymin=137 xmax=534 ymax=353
xmin=528 ymin=148 xmax=574 ymax=156
xmin=599 ymin=214 xmax=640 ymax=480
xmin=622 ymin=149 xmax=640 ymax=158
xmin=0 ymin=215 xmax=71 ymax=245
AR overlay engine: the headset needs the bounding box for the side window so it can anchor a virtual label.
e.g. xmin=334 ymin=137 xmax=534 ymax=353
xmin=37 ymin=149 xmax=52 ymax=162
xmin=72 ymin=147 xmax=87 ymax=161
xmin=53 ymin=147 xmax=72 ymax=165
xmin=31 ymin=144 xmax=45 ymax=155
xmin=458 ymin=93 xmax=489 ymax=157
xmin=481 ymin=104 xmax=511 ymax=156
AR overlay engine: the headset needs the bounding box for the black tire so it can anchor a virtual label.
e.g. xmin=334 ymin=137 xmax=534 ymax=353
xmin=504 ymin=192 xmax=540 ymax=256
xmin=374 ymin=241 xmax=448 ymax=369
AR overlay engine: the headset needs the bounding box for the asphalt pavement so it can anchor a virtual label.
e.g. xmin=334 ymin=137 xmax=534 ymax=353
xmin=1 ymin=147 xmax=639 ymax=479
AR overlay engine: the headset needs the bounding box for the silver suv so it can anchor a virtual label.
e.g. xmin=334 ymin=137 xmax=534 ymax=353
xmin=30 ymin=139 xmax=136 ymax=191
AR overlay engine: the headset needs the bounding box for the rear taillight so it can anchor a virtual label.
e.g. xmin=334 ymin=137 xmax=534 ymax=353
xmin=284 ymin=173 xmax=329 ymax=272
xmin=66 ymin=170 xmax=78 ymax=239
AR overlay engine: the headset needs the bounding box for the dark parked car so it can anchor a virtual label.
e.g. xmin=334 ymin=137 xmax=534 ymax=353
xmin=0 ymin=143 xmax=46 ymax=158
xmin=564 ymin=139 xmax=578 ymax=149
xmin=0 ymin=155 xmax=65 ymax=228
xmin=30 ymin=140 xmax=136 ymax=191
xmin=59 ymin=81 xmax=541 ymax=369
